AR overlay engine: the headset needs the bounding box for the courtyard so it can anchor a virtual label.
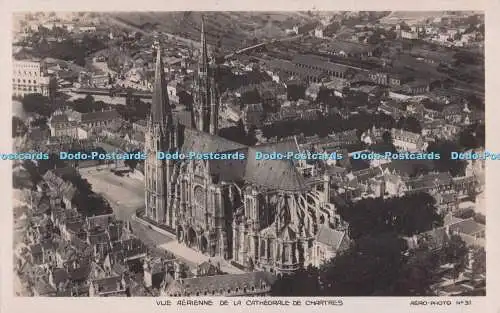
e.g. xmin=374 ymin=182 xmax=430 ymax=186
xmin=79 ymin=167 xmax=144 ymax=220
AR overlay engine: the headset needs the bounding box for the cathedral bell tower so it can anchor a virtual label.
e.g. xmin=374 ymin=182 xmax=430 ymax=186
xmin=193 ymin=16 xmax=220 ymax=135
xmin=144 ymin=42 xmax=176 ymax=227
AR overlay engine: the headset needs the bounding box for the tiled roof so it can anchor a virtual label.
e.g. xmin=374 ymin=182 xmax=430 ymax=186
xmin=449 ymin=218 xmax=485 ymax=236
xmin=405 ymin=172 xmax=453 ymax=191
xmin=419 ymin=227 xmax=448 ymax=250
xmin=30 ymin=243 xmax=42 ymax=254
xmin=51 ymin=268 xmax=69 ymax=285
xmin=351 ymin=166 xmax=384 ymax=183
xmin=81 ymin=110 xmax=121 ymax=123
xmin=266 ymin=59 xmax=325 ymax=79
xmin=443 ymin=214 xmax=464 ymax=226
xmin=292 ymin=54 xmax=350 ymax=74
xmin=51 ymin=114 xmax=69 ymax=123
xmin=34 ymin=277 xmax=56 ymax=295
xmin=166 ymin=271 xmax=276 ymax=295
xmin=316 ymin=225 xmax=347 ymax=250
xmin=68 ymin=264 xmax=91 ymax=281
xmin=92 ymin=276 xmax=125 ymax=293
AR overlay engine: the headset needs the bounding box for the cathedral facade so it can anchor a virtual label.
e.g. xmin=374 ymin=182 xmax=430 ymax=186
xmin=144 ymin=19 xmax=348 ymax=275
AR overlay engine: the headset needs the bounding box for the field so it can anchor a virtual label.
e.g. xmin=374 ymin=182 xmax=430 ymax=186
xmin=106 ymin=12 xmax=314 ymax=51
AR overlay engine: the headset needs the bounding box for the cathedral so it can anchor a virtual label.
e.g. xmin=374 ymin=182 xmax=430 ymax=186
xmin=144 ymin=18 xmax=348 ymax=275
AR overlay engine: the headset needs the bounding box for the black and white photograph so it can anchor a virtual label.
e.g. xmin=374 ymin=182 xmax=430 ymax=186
xmin=10 ymin=10 xmax=487 ymax=298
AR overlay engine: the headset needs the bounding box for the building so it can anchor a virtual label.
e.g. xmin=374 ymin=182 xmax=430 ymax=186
xmin=312 ymin=226 xmax=349 ymax=267
xmin=265 ymin=59 xmax=326 ymax=84
xmin=323 ymin=39 xmax=373 ymax=58
xmin=90 ymin=74 xmax=109 ymax=88
xmin=400 ymin=30 xmax=419 ymax=40
xmin=143 ymin=18 xmax=345 ymax=275
xmin=13 ymin=59 xmax=55 ymax=98
xmin=80 ymin=110 xmax=121 ymax=128
xmin=391 ymin=128 xmax=426 ymax=152
xmin=48 ymin=113 xmax=79 ymax=138
xmin=88 ymin=276 xmax=128 ymax=297
xmin=162 ymin=271 xmax=277 ymax=296
xmin=292 ymin=54 xmax=351 ymax=79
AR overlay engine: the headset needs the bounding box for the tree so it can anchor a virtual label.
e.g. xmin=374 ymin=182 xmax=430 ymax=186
xmin=21 ymin=94 xmax=53 ymax=117
xmin=426 ymin=140 xmax=467 ymax=177
xmin=30 ymin=117 xmax=48 ymax=129
xmin=471 ymin=247 xmax=485 ymax=280
xmin=391 ymin=247 xmax=440 ymax=296
xmin=458 ymin=123 xmax=485 ymax=150
xmin=319 ymin=234 xmax=405 ymax=296
xmin=337 ymin=192 xmax=442 ymax=239
xmin=124 ymin=149 xmax=140 ymax=170
xmin=286 ymin=82 xmax=306 ymax=101
xmin=396 ymin=116 xmax=422 ymax=133
xmin=12 ymin=116 xmax=27 ymax=137
xmin=271 ymin=265 xmax=320 ymax=296
xmin=439 ymin=235 xmax=469 ymax=281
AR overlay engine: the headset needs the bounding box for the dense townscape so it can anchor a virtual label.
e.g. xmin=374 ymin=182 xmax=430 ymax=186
xmin=12 ymin=11 xmax=486 ymax=297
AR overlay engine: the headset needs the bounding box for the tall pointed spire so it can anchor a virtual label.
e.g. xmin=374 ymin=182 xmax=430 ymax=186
xmin=199 ymin=16 xmax=209 ymax=76
xmin=151 ymin=42 xmax=172 ymax=126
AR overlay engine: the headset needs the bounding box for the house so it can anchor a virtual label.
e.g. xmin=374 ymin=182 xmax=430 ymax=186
xmin=400 ymin=80 xmax=431 ymax=95
xmin=312 ymin=226 xmax=349 ymax=267
xmin=195 ymin=260 xmax=223 ymax=277
xmin=32 ymin=276 xmax=57 ymax=296
xmin=60 ymin=218 xmax=86 ymax=242
xmin=323 ymin=39 xmax=373 ymax=58
xmin=391 ymin=128 xmax=426 ymax=152
xmin=87 ymin=227 xmax=112 ymax=258
xmin=369 ymin=71 xmax=389 ymax=85
xmin=89 ymin=275 xmax=128 ymax=297
xmin=132 ymin=119 xmax=147 ymax=132
xmin=48 ymin=267 xmax=71 ymax=292
xmin=55 ymin=241 xmax=78 ymax=268
xmin=49 ymin=113 xmax=78 ymax=138
xmin=404 ymin=172 xmax=454 ymax=195
xmin=29 ymin=240 xmax=57 ymax=265
xmin=242 ymin=103 xmax=264 ymax=130
xmin=225 ymin=104 xmax=241 ymax=122
xmin=449 ymin=218 xmax=485 ymax=240
xmin=400 ymin=30 xmax=419 ymax=40
xmin=143 ymin=257 xmax=173 ymax=289
xmin=80 ymin=110 xmax=121 ymax=128
xmin=162 ymin=271 xmax=277 ymax=297
xmin=323 ymin=78 xmax=350 ymax=97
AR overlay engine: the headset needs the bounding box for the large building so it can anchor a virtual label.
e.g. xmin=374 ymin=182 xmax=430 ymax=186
xmin=143 ymin=18 xmax=348 ymax=275
xmin=12 ymin=59 xmax=55 ymax=98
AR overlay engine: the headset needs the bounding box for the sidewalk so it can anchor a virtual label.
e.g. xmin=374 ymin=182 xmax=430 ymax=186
xmin=158 ymin=241 xmax=244 ymax=275
xmin=133 ymin=214 xmax=245 ymax=275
